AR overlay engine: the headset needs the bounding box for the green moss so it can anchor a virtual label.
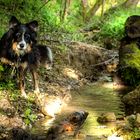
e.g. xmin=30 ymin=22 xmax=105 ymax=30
xmin=120 ymin=42 xmax=140 ymax=86
xmin=131 ymin=128 xmax=140 ymax=139
xmin=123 ymin=43 xmax=140 ymax=68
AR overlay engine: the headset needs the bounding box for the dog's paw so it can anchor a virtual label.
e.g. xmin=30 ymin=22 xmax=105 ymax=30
xmin=45 ymin=63 xmax=52 ymax=70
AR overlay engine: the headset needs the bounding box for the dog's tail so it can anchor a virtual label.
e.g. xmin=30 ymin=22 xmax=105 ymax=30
xmin=47 ymin=46 xmax=53 ymax=64
xmin=35 ymin=44 xmax=53 ymax=69
xmin=46 ymin=46 xmax=53 ymax=69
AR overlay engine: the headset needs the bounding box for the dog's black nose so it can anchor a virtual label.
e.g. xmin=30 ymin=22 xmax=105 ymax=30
xmin=20 ymin=43 xmax=24 ymax=48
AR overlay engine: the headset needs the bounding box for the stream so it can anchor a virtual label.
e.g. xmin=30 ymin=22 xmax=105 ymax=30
xmin=32 ymin=82 xmax=125 ymax=140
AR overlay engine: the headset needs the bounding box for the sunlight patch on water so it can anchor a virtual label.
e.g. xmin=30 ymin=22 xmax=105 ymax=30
xmin=102 ymin=82 xmax=126 ymax=90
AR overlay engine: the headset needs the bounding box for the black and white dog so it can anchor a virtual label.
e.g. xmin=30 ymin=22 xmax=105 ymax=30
xmin=0 ymin=16 xmax=53 ymax=97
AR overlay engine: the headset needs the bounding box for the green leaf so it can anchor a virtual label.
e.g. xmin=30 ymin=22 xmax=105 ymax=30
xmin=0 ymin=65 xmax=4 ymax=72
xmin=29 ymin=114 xmax=37 ymax=122
xmin=24 ymin=118 xmax=30 ymax=125
xmin=24 ymin=108 xmax=31 ymax=116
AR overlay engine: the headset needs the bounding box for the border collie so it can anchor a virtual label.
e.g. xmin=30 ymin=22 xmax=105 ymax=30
xmin=0 ymin=16 xmax=53 ymax=97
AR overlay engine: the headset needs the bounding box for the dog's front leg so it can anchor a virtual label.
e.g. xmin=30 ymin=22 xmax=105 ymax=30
xmin=19 ymin=67 xmax=27 ymax=98
xmin=31 ymin=69 xmax=40 ymax=94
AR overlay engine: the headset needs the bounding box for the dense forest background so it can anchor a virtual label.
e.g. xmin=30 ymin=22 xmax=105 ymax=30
xmin=0 ymin=0 xmax=139 ymax=46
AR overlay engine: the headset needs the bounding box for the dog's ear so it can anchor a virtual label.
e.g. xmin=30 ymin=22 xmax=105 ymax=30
xmin=27 ymin=21 xmax=38 ymax=31
xmin=9 ymin=16 xmax=20 ymax=29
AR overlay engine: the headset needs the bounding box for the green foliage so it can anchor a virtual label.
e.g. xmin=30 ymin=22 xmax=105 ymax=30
xmin=0 ymin=80 xmax=15 ymax=90
xmin=101 ymin=7 xmax=140 ymax=39
xmin=56 ymin=45 xmax=68 ymax=53
xmin=131 ymin=128 xmax=140 ymax=139
xmin=9 ymin=90 xmax=20 ymax=101
xmin=9 ymin=92 xmax=38 ymax=126
xmin=0 ymin=0 xmax=140 ymax=43
xmin=23 ymin=108 xmax=37 ymax=125
xmin=87 ymin=7 xmax=140 ymax=46
xmin=121 ymin=68 xmax=139 ymax=86
xmin=126 ymin=115 xmax=140 ymax=139
xmin=0 ymin=64 xmax=17 ymax=90
xmin=0 ymin=65 xmax=4 ymax=72
xmin=100 ymin=15 xmax=125 ymax=39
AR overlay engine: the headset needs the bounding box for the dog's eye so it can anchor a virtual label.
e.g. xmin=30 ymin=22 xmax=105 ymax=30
xmin=16 ymin=33 xmax=21 ymax=38
xmin=25 ymin=34 xmax=30 ymax=40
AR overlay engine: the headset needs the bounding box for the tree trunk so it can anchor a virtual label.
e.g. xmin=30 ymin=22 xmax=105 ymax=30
xmin=60 ymin=0 xmax=71 ymax=22
xmin=101 ymin=0 xmax=105 ymax=17
xmin=81 ymin=0 xmax=88 ymax=22
xmin=86 ymin=0 xmax=102 ymax=21
xmin=122 ymin=0 xmax=139 ymax=8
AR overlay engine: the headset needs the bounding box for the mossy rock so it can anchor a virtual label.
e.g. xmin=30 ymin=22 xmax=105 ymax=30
xmin=119 ymin=38 xmax=140 ymax=86
xmin=125 ymin=15 xmax=140 ymax=38
xmin=97 ymin=112 xmax=116 ymax=123
xmin=123 ymin=85 xmax=140 ymax=110
xmin=122 ymin=85 xmax=140 ymax=115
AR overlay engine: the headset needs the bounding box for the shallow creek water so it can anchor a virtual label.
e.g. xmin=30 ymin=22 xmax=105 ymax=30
xmin=32 ymin=82 xmax=125 ymax=139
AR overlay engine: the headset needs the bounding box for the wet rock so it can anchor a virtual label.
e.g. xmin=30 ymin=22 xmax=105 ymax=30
xmin=124 ymin=113 xmax=140 ymax=129
xmin=68 ymin=110 xmax=89 ymax=126
xmin=123 ymin=85 xmax=140 ymax=108
xmin=97 ymin=112 xmax=116 ymax=123
xmin=126 ymin=114 xmax=136 ymax=128
xmin=46 ymin=110 xmax=88 ymax=139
